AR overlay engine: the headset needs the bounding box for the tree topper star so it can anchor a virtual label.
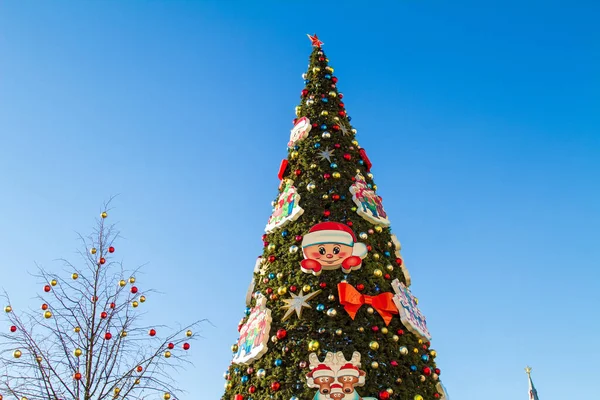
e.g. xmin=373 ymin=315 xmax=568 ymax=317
xmin=307 ymin=34 xmax=324 ymax=48
xmin=317 ymin=147 xmax=335 ymax=163
xmin=281 ymin=289 xmax=321 ymax=321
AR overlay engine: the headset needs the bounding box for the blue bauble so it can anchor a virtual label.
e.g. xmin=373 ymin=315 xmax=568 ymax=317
xmin=268 ymin=273 xmax=276 ymax=279
xmin=294 ymin=145 xmax=299 ymax=150
xmin=321 ymin=98 xmax=328 ymax=103
xmin=384 ymin=251 xmax=391 ymax=257
xmin=410 ymin=365 xmax=417 ymax=372
xmin=274 ymin=358 xmax=283 ymax=366
xmin=341 ymin=195 xmax=346 ymax=200
xmin=314 ymin=143 xmax=321 ymax=149
xmin=324 ymin=74 xmax=331 ymax=79
xmin=367 ymin=183 xmax=372 ymax=189
xmin=282 ymin=230 xmax=289 ymax=237
xmin=320 ymin=124 xmax=327 ymax=130
xmin=422 ymin=354 xmax=430 ymax=362
xmin=241 ymin=375 xmax=249 ymax=383
xmin=359 ymin=160 xmax=364 ymax=165
xmin=330 ymin=163 xmax=338 ymax=169
xmin=316 ymin=304 xmax=325 ymax=312
xmin=245 ymin=307 xmax=251 ymax=315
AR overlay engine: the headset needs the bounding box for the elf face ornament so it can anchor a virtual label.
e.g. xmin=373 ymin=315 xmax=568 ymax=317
xmin=300 ymin=222 xmax=368 ymax=276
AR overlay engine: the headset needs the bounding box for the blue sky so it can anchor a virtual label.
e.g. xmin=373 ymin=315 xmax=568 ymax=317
xmin=1 ymin=1 xmax=598 ymax=399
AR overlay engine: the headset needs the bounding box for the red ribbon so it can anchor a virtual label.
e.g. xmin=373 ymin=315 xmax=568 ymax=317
xmin=337 ymin=282 xmax=398 ymax=326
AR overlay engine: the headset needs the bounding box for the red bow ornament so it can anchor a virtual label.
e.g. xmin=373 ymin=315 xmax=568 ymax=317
xmin=337 ymin=282 xmax=399 ymax=326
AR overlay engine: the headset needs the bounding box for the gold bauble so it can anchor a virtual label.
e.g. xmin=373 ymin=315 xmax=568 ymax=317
xmin=164 ymin=351 xmax=171 ymax=358
xmin=367 ymin=307 xmax=374 ymax=314
xmin=414 ymin=297 xmax=419 ymax=304
xmin=132 ymin=301 xmax=139 ymax=308
xmin=134 ymin=379 xmax=140 ymax=384
xmin=335 ymin=329 xmax=343 ymax=336
xmin=291 ymin=151 xmax=299 ymax=159
xmin=101 ymin=211 xmax=108 ymax=218
xmin=4 ymin=306 xmax=12 ymax=313
xmin=373 ymin=185 xmax=378 ymax=190
xmin=387 ymin=388 xmax=394 ymax=394
xmin=329 ymin=91 xmax=337 ymax=98
xmin=308 ymin=340 xmax=320 ymax=351
xmin=44 ymin=311 xmax=52 ymax=319
xmin=72 ymin=273 xmax=79 ymax=280
xmin=352 ymin=140 xmax=359 ymax=146
xmin=430 ymin=350 xmax=437 ymax=358
xmin=371 ymin=361 xmax=379 ymax=369
xmin=186 ymin=330 xmax=193 ymax=337
xmin=295 ymin=107 xmax=301 ymax=117
xmin=321 ymin=111 xmax=329 ymax=116
xmin=129 ymin=277 xmax=135 ymax=284
xmin=74 ymin=348 xmax=82 ymax=357
xmin=332 ymin=172 xmax=341 ymax=179
xmin=13 ymin=350 xmax=22 ymax=358
xmin=114 ymin=388 xmax=120 ymax=394
xmin=432 ymin=373 xmax=439 ymax=380
xmin=74 ymin=326 xmax=81 ymax=333
xmin=328 ymin=67 xmax=334 ymax=73
xmin=414 ymin=395 xmax=424 ymax=400
xmin=413 ymin=348 xmax=419 ymax=353
xmin=373 ymin=253 xmax=380 ymax=260
xmin=91 ymin=247 xmax=97 ymax=255
xmin=310 ymin=163 xmax=317 ymax=169
xmin=277 ymin=287 xmax=287 ymax=295
xmin=373 ymin=269 xmax=383 ymax=277
xmin=139 ymin=296 xmax=146 ymax=303
xmin=302 ymin=285 xmax=311 ymax=293
xmin=312 ymin=67 xmax=321 ymax=73
xmin=267 ymin=243 xmax=276 ymax=252
xmin=418 ymin=339 xmax=423 ymax=344
xmin=328 ymin=294 xmax=335 ymax=301
xmin=120 ymin=331 xmax=127 ymax=338
xmin=381 ymin=327 xmax=389 ymax=334
xmin=392 ymin=335 xmax=399 ymax=342
xmin=419 ymin=375 xmax=426 ymax=382
xmin=163 ymin=394 xmax=171 ymax=400
xmin=396 ymin=378 xmax=403 ymax=384
xmin=375 ymin=226 xmax=383 ymax=233
xmin=231 ymin=344 xmax=239 ymax=353
xmin=36 ymin=356 xmax=42 ymax=363
xmin=119 ymin=280 xmax=126 ymax=287
xmin=50 ymin=279 xmax=57 ymax=286
xmin=333 ymin=116 xmax=340 ymax=121
xmin=322 ymin=194 xmax=329 ymax=200
xmin=369 ymin=341 xmax=379 ymax=350
xmin=386 ymin=264 xmax=394 ymax=271
xmin=358 ymin=327 xmax=365 ymax=333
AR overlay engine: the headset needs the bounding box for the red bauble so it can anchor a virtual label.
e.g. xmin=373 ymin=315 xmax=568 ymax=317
xmin=44 ymin=285 xmax=51 ymax=292
xmin=319 ymin=282 xmax=327 ymax=289
xmin=423 ymin=367 xmax=432 ymax=375
xmin=301 ymin=89 xmax=308 ymax=96
xmin=234 ymin=395 xmax=244 ymax=400
xmin=384 ymin=274 xmax=391 ymax=280
xmin=323 ymin=210 xmax=331 ymax=217
xmin=263 ymin=241 xmax=269 ymax=247
xmin=183 ymin=342 xmax=190 ymax=350
xmin=396 ymin=257 xmax=403 ymax=266
xmin=434 ymin=394 xmax=441 ymax=399
xmin=270 ymin=382 xmax=281 ymax=391
xmin=99 ymin=257 xmax=106 ymax=265
xmin=371 ymin=326 xmax=379 ymax=332
xmin=269 ymin=293 xmax=278 ymax=301
xmin=130 ymin=286 xmax=138 ymax=294
xmin=91 ymin=296 xmax=98 ymax=302
xmin=319 ymin=56 xmax=325 ymax=61
xmin=397 ymin=329 xmax=404 ymax=335
xmin=248 ymin=386 xmax=256 ymax=394
xmin=346 ymin=221 xmax=353 ymax=227
xmin=149 ymin=329 xmax=156 ymax=337
xmin=168 ymin=342 xmax=175 ymax=349
xmin=266 ymin=288 xmax=273 ymax=295
xmin=289 ymin=285 xmax=297 ymax=292
xmin=323 ymin=173 xmax=331 ymax=180
xmin=312 ymin=123 xmax=318 ymax=128
xmin=295 ymin=235 xmax=303 ymax=242
xmin=334 ymin=143 xmax=341 ymax=149
xmin=343 ymin=153 xmax=352 ymax=161
xmin=339 ymin=102 xmax=345 ymax=108
xmin=100 ymin=312 xmax=107 ymax=319
xmin=276 ymin=329 xmax=287 ymax=340
xmin=108 ymin=246 xmax=115 ymax=253
xmin=41 ymin=303 xmax=48 ymax=310
xmin=390 ymin=360 xmax=398 ymax=367
xmin=262 ymin=234 xmax=267 ymax=240
xmin=10 ymin=326 xmax=16 ymax=332
xmin=332 ymin=77 xmax=338 ymax=83
xmin=110 ymin=302 xmax=115 ymax=309
xmin=356 ymin=284 xmax=365 ymax=291
xmin=332 ymin=125 xmax=340 ymax=131
xmin=268 ymin=255 xmax=276 ymax=263
xmin=74 ymin=372 xmax=82 ymax=380
xmin=338 ymin=111 xmax=346 ymax=117
xmin=435 ymin=368 xmax=441 ymax=375
xmin=367 ymin=245 xmax=372 ymax=252
xmin=294 ymin=169 xmax=302 ymax=176
xmin=321 ymin=93 xmax=326 ymax=98
xmin=378 ymin=390 xmax=390 ymax=400
xmin=332 ymin=194 xmax=340 ymax=201
xmin=339 ymin=93 xmax=344 ymax=99
xmin=422 ymin=344 xmax=428 ymax=350
xmin=137 ymin=365 xmax=143 ymax=372
xmin=104 ymin=332 xmax=112 ymax=340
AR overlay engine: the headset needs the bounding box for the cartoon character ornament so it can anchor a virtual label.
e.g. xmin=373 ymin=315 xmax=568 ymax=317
xmin=288 ymin=116 xmax=312 ymax=148
xmin=391 ymin=279 xmax=432 ymax=341
xmin=232 ymin=295 xmax=272 ymax=364
xmin=300 ymin=222 xmax=368 ymax=276
xmin=265 ymin=181 xmax=304 ymax=233
xmin=306 ymin=351 xmax=377 ymax=400
xmin=349 ymin=173 xmax=390 ymax=226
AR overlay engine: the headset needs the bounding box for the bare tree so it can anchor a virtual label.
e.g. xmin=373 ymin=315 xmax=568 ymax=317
xmin=0 ymin=201 xmax=203 ymax=400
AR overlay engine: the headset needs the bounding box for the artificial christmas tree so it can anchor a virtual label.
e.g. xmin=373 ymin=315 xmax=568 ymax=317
xmin=222 ymin=35 xmax=449 ymax=400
